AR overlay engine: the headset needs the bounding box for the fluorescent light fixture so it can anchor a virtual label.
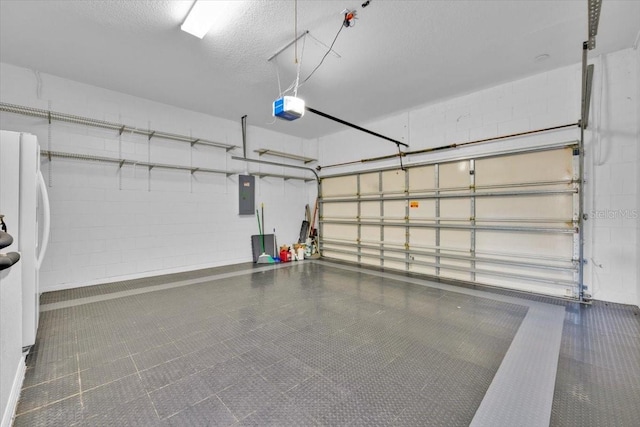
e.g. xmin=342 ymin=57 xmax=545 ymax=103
xmin=181 ymin=1 xmax=242 ymax=39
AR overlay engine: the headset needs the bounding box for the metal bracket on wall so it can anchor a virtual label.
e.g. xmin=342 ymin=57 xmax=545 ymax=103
xmin=231 ymin=156 xmax=319 ymax=183
xmin=0 ymin=102 xmax=237 ymax=151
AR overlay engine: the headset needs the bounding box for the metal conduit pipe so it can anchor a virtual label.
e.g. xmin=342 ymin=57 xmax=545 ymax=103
xmin=317 ymin=122 xmax=580 ymax=171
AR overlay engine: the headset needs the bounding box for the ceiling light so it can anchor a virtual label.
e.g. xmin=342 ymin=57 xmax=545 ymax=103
xmin=181 ymin=1 xmax=242 ymax=39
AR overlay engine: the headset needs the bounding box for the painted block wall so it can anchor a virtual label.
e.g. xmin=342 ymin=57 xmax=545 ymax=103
xmin=319 ymin=48 xmax=639 ymax=306
xmin=0 ymin=62 xmax=319 ymax=292
xmin=637 ymin=43 xmax=640 ymax=309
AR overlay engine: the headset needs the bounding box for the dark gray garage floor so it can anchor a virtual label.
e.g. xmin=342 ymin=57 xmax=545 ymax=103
xmin=12 ymin=261 xmax=640 ymax=426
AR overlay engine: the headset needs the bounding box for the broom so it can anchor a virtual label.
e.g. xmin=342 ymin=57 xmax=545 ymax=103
xmin=256 ymin=204 xmax=275 ymax=264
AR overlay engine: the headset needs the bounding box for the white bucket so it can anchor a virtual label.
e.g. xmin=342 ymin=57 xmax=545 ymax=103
xmin=297 ymin=247 xmax=304 ymax=260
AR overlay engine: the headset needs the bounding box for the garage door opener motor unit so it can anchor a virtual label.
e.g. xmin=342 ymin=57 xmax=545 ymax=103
xmin=273 ymin=96 xmax=305 ymax=121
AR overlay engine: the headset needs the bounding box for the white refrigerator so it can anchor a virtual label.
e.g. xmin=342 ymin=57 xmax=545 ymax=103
xmin=0 ymin=130 xmax=50 ymax=351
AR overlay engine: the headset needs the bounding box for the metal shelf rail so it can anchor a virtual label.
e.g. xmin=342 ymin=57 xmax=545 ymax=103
xmin=40 ymin=150 xmax=237 ymax=176
xmin=0 ymin=102 xmax=237 ymax=151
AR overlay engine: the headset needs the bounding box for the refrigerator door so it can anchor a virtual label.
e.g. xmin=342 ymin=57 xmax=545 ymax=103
xmin=18 ymin=133 xmax=43 ymax=350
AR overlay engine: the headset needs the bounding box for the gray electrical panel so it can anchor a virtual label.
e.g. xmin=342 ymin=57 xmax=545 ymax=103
xmin=239 ymin=175 xmax=255 ymax=215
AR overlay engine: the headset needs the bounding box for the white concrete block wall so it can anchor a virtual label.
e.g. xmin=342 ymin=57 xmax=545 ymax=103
xmin=319 ymin=48 xmax=639 ymax=306
xmin=637 ymin=42 xmax=640 ymax=309
xmin=586 ymin=49 xmax=639 ymax=305
xmin=0 ymin=63 xmax=319 ymax=291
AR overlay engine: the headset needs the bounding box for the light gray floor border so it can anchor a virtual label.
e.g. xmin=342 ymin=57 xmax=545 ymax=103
xmin=316 ymin=261 xmax=565 ymax=427
xmin=39 ymin=259 xmax=565 ymax=426
xmin=39 ymin=262 xmax=296 ymax=312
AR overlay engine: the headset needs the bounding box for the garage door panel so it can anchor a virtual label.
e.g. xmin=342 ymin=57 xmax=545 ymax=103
xmin=382 ymin=170 xmax=406 ymax=193
xmin=408 ymin=200 xmax=436 ymax=220
xmin=410 ymin=263 xmax=437 ymax=275
xmin=383 ymin=201 xmax=406 ymax=220
xmin=384 ymin=259 xmax=407 ymax=271
xmin=323 ymin=250 xmax=359 ymax=263
xmin=384 ymin=227 xmax=407 ymax=246
xmin=323 ymin=202 xmax=358 ymax=219
xmin=474 ymin=260 xmax=574 ymax=281
xmin=409 ymin=228 xmax=436 ymax=248
xmin=475 ymin=274 xmax=574 ymax=298
xmin=475 ymin=231 xmax=572 ymax=259
xmin=409 ymin=165 xmax=436 ymax=191
xmin=440 ymin=161 xmax=470 ymax=188
xmin=440 ymin=230 xmax=471 ymax=251
xmin=361 ymin=201 xmax=380 ymax=218
xmin=319 ymin=145 xmax=580 ymax=300
xmin=324 ymin=224 xmax=358 ymax=241
xmin=475 ymin=148 xmax=573 ymax=185
xmin=360 ymin=173 xmax=380 ymax=195
xmin=361 ymin=247 xmax=381 ymax=267
xmin=475 ymin=195 xmax=572 ymax=221
xmin=361 ymin=225 xmax=380 ymax=244
xmin=440 ymin=199 xmax=471 ymax=221
xmin=322 ymin=176 xmax=357 ymax=197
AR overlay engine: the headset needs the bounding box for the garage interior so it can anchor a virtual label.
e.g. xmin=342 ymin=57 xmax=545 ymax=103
xmin=0 ymin=1 xmax=638 ymax=426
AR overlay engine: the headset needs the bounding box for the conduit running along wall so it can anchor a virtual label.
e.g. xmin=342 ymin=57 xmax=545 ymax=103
xmin=319 ymin=143 xmax=581 ymax=299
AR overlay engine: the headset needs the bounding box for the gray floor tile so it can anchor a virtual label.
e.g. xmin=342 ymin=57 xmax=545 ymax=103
xmin=199 ymin=356 xmax=256 ymax=394
xmin=166 ymin=396 xmax=237 ymax=427
xmin=23 ymin=355 xmax=78 ymax=388
xmin=17 ymin=262 xmax=640 ymax=427
xmin=81 ymin=373 xmax=147 ymax=416
xmin=149 ymin=373 xmax=215 ymax=419
xmin=222 ymin=331 xmax=264 ymax=355
xmin=239 ymin=342 xmax=290 ymax=372
xmin=183 ymin=343 xmax=236 ymax=371
xmin=13 ymin=395 xmax=83 ymax=427
xmin=78 ymin=394 xmax=159 ymax=426
xmin=217 ymin=373 xmax=283 ymax=419
xmin=260 ymin=356 xmax=318 ymax=392
xmin=139 ymin=356 xmax=198 ymax=392
xmin=124 ymin=330 xmax=174 ymax=355
xmin=80 ymin=356 xmax=138 ymax=390
xmin=131 ymin=342 xmax=182 ymax=371
xmin=236 ymin=398 xmax=317 ymax=427
xmin=16 ymin=373 xmax=80 ymax=414
xmin=78 ymin=342 xmax=130 ymax=371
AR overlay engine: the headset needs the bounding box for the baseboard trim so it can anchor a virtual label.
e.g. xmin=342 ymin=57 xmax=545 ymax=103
xmin=1 ymin=355 xmax=25 ymax=427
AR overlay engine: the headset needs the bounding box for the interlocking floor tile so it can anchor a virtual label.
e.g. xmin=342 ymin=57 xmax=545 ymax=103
xmin=18 ymin=262 xmax=640 ymax=427
xmin=217 ymin=373 xmax=283 ymax=419
xmin=166 ymin=396 xmax=237 ymax=427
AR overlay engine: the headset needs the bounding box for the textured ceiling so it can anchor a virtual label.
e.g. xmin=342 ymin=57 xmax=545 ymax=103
xmin=1 ymin=1 xmax=639 ymax=139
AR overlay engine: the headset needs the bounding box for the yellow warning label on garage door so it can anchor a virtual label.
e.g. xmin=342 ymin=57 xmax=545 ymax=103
xmin=410 ymin=201 xmax=419 ymax=208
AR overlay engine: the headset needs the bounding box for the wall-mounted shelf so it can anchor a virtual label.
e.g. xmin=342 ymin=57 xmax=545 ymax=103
xmin=251 ymin=172 xmax=315 ymax=182
xmin=41 ymin=150 xmax=237 ymax=176
xmin=254 ymin=149 xmax=316 ymax=164
xmin=0 ymin=102 xmax=237 ymax=151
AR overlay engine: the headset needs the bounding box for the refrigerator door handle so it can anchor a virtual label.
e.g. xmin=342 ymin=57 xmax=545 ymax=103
xmin=36 ymin=171 xmax=50 ymax=270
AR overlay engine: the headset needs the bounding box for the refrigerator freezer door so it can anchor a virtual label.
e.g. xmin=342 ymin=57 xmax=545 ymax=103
xmin=18 ymin=133 xmax=41 ymax=349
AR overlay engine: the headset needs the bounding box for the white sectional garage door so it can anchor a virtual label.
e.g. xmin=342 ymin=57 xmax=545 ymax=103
xmin=319 ymin=143 xmax=581 ymax=299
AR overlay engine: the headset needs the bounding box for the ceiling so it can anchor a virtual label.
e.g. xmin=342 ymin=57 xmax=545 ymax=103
xmin=1 ymin=1 xmax=639 ymax=139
